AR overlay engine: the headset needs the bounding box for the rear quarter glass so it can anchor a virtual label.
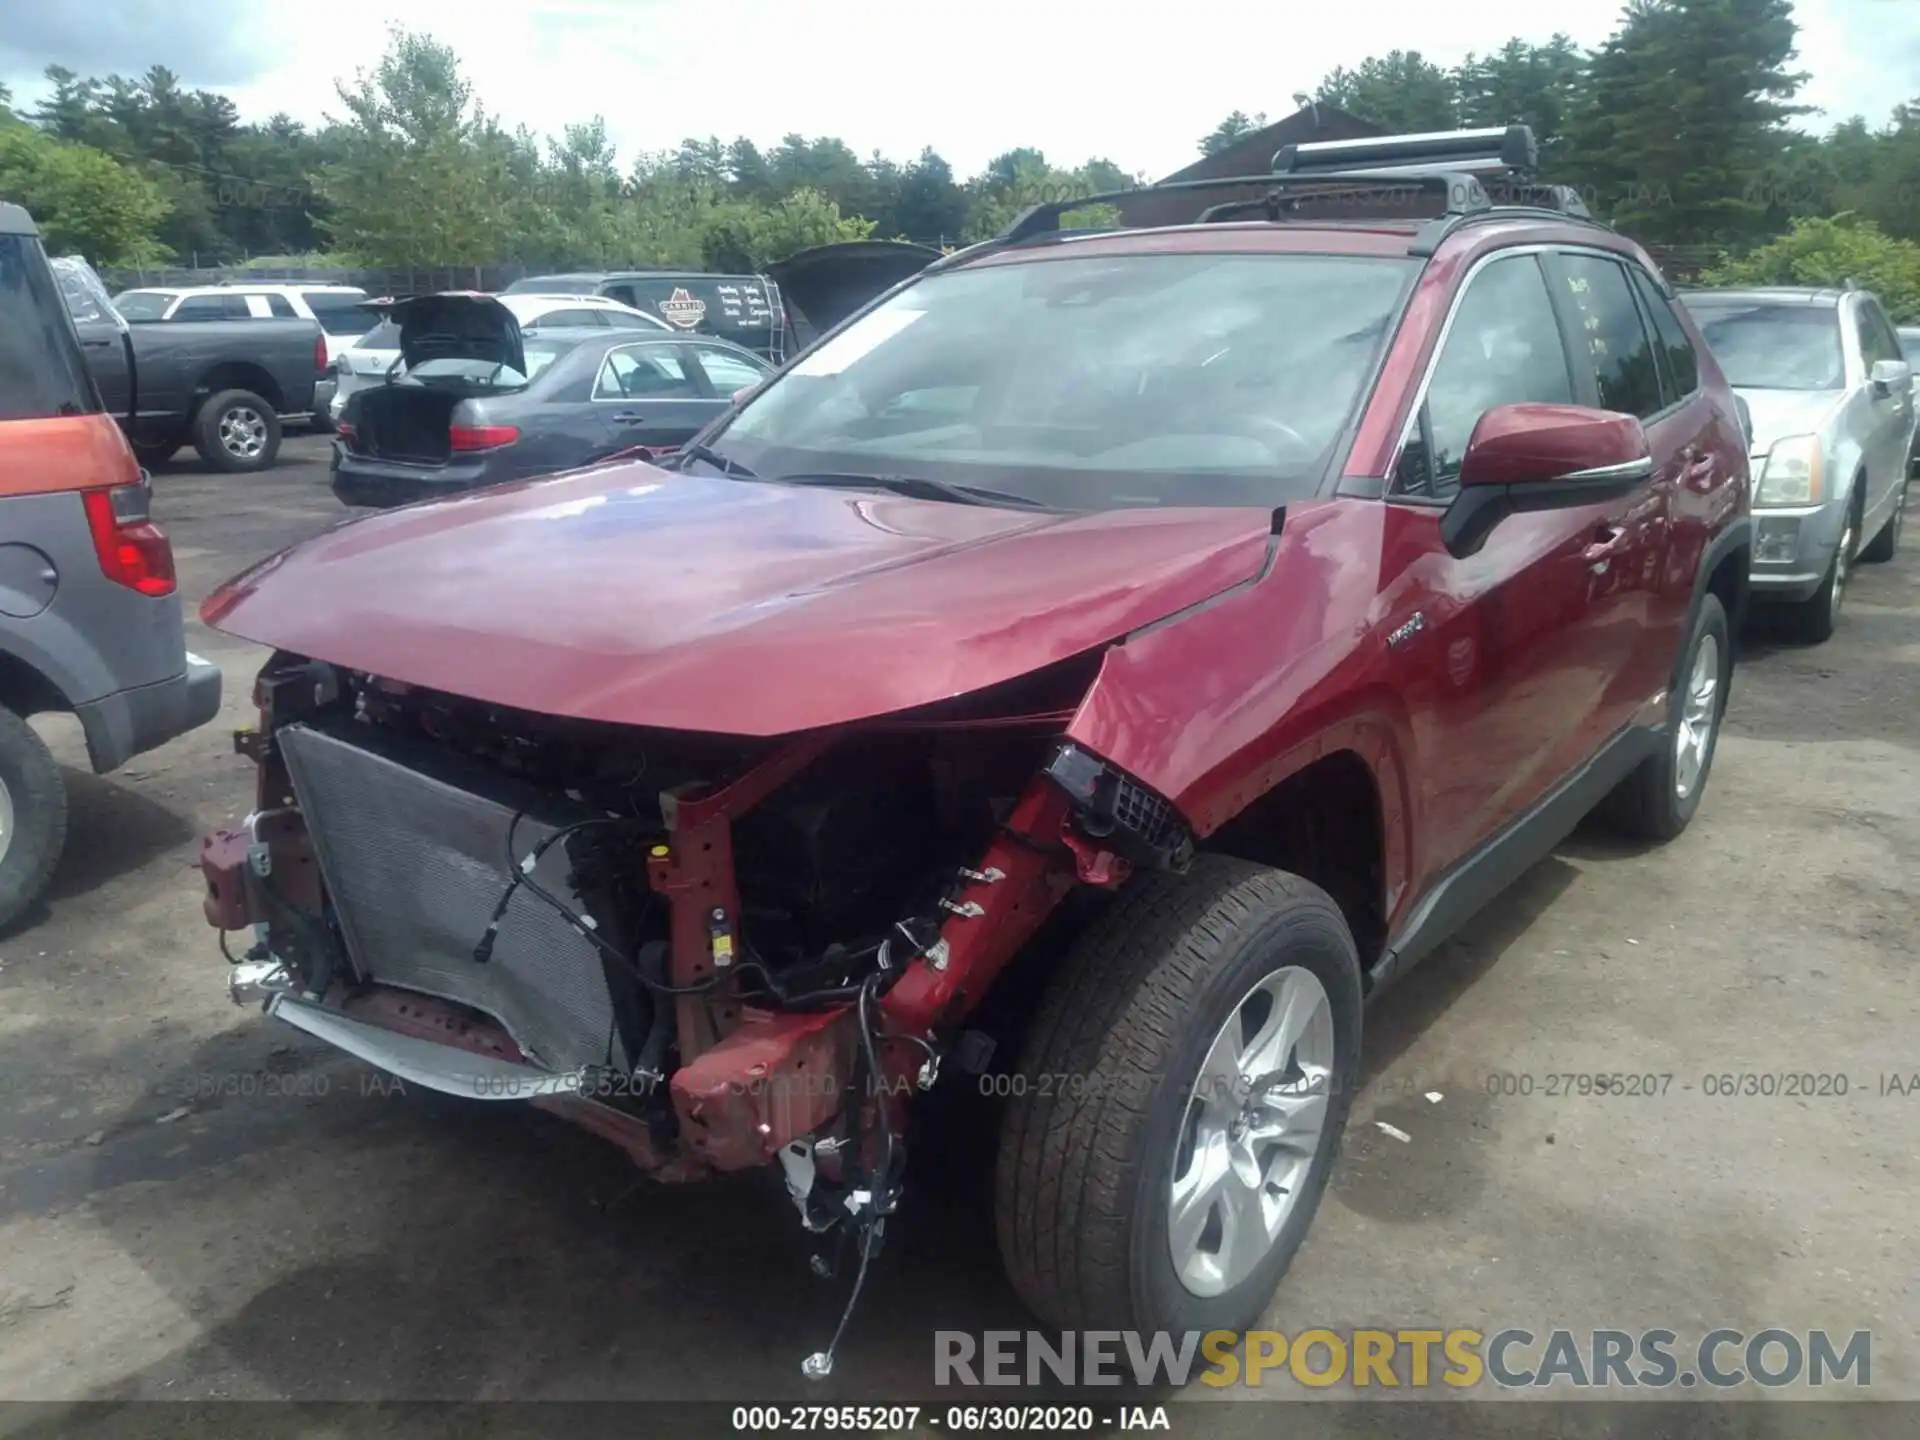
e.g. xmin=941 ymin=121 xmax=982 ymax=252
xmin=0 ymin=232 xmax=104 ymax=425
xmin=0 ymin=233 xmax=132 ymax=498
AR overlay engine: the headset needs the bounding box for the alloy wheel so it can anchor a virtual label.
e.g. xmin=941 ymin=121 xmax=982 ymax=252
xmin=1169 ymin=965 xmax=1334 ymax=1297
xmin=219 ymin=406 xmax=268 ymax=461
xmin=1674 ymin=632 xmax=1721 ymax=800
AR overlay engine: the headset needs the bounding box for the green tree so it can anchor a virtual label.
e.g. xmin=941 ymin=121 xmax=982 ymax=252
xmin=1700 ymin=213 xmax=1920 ymax=321
xmin=318 ymin=28 xmax=514 ymax=265
xmin=699 ymin=187 xmax=874 ymax=271
xmin=1198 ymin=110 xmax=1268 ymax=156
xmin=1564 ymin=0 xmax=1809 ymax=246
xmin=1452 ymin=37 xmax=1587 ymax=173
xmin=1317 ymin=52 xmax=1457 ymax=132
xmin=0 ymin=124 xmax=172 ymax=263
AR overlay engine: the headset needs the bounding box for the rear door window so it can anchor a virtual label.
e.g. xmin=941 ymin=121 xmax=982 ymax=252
xmin=594 ymin=344 xmax=700 ymax=399
xmin=0 ymin=234 xmax=102 ymax=420
xmin=1552 ymin=254 xmax=1664 ymax=418
xmin=687 ymin=344 xmax=771 ymax=395
xmin=260 ymin=293 xmax=298 ymax=318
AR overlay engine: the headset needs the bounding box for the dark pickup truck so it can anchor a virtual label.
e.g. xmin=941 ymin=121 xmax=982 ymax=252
xmin=52 ymin=259 xmax=327 ymax=473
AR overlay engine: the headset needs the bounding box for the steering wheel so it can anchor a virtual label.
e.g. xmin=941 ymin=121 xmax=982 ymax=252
xmin=1214 ymin=414 xmax=1316 ymax=457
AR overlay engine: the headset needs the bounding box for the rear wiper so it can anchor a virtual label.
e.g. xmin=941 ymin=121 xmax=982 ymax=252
xmin=773 ymin=471 xmax=1052 ymax=511
xmin=675 ymin=442 xmax=758 ymax=479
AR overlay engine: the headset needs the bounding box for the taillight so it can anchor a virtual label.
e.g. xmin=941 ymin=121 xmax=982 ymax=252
xmin=335 ymin=420 xmax=356 ymax=443
xmin=449 ymin=424 xmax=520 ymax=452
xmin=82 ymin=484 xmax=177 ymax=597
xmin=314 ymin=334 xmax=328 ymax=374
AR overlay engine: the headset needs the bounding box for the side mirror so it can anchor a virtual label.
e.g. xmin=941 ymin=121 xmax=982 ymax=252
xmin=1869 ymin=358 xmax=1912 ymax=395
xmin=1441 ymin=403 xmax=1652 ymax=559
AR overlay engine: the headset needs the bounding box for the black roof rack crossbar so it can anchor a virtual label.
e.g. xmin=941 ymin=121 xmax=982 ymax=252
xmin=1193 ymin=173 xmax=1503 ymax=225
xmin=1000 ymin=170 xmax=1492 ymax=245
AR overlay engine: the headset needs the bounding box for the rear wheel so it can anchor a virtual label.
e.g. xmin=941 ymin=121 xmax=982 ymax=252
xmin=1601 ymin=593 xmax=1730 ymax=841
xmin=0 ymin=706 xmax=68 ymax=934
xmin=995 ymin=856 xmax=1361 ymax=1334
xmin=193 ymin=390 xmax=282 ymax=474
xmin=1860 ymin=478 xmax=1906 ymax=563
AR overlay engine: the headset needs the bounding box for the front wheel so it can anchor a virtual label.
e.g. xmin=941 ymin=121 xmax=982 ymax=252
xmin=1782 ymin=500 xmax=1859 ymax=644
xmin=193 ymin=389 xmax=282 ymax=474
xmin=1859 ymin=478 xmax=1906 ymax=564
xmin=995 ymin=856 xmax=1362 ymax=1335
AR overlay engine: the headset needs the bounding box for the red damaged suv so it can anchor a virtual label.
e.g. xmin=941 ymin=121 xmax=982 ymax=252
xmin=199 ymin=127 xmax=1750 ymax=1372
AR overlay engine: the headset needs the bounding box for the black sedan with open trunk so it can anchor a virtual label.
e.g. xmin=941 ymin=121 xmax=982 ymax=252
xmin=331 ymin=294 xmax=772 ymax=509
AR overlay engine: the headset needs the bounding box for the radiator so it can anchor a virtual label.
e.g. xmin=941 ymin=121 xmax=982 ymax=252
xmin=277 ymin=720 xmax=630 ymax=1075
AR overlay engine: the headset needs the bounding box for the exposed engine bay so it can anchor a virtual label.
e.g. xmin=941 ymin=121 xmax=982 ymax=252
xmin=202 ymin=649 xmax=1193 ymax=1375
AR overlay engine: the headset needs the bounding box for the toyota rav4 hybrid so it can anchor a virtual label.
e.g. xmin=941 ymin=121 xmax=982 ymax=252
xmin=196 ymin=128 xmax=1751 ymax=1373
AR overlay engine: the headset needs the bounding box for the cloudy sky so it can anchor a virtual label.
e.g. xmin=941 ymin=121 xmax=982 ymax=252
xmin=1 ymin=0 xmax=1914 ymax=179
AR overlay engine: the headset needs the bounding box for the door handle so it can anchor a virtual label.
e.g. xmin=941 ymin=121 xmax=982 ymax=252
xmin=82 ymin=338 xmax=113 ymax=349
xmin=1584 ymin=522 xmax=1631 ymax=565
xmin=612 ymin=410 xmax=646 ymax=424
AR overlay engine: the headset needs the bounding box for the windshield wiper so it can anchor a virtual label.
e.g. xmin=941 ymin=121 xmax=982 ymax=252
xmin=772 ymin=471 xmax=1052 ymax=511
xmin=674 ymin=442 xmax=758 ymax=479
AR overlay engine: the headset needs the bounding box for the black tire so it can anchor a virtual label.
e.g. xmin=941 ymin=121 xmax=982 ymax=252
xmin=192 ymin=389 xmax=282 ymax=474
xmin=995 ymin=855 xmax=1362 ymax=1335
xmin=1859 ymin=478 xmax=1906 ymax=564
xmin=1600 ymin=593 xmax=1731 ymax=842
xmin=0 ymin=706 xmax=68 ymax=935
xmin=130 ymin=440 xmax=179 ymax=469
xmin=1782 ymin=487 xmax=1862 ymax=644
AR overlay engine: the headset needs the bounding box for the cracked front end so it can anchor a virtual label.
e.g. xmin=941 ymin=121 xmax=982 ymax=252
xmin=199 ymin=650 xmax=1189 ymax=1192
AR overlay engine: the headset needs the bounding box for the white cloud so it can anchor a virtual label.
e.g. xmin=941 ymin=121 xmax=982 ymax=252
xmin=6 ymin=0 xmax=1914 ymax=179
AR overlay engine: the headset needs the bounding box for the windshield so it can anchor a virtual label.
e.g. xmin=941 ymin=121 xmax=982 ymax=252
xmin=711 ymin=252 xmax=1415 ymax=509
xmin=1682 ymin=301 xmax=1845 ymax=391
xmin=354 ymin=319 xmax=401 ymax=352
xmin=112 ymin=290 xmax=173 ymax=322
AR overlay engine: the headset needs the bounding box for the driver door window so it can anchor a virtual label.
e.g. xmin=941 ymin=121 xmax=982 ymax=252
xmin=1393 ymin=255 xmax=1574 ymax=500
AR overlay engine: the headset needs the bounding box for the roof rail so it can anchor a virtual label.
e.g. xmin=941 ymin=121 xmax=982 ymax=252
xmin=992 ymin=125 xmax=1599 ymax=252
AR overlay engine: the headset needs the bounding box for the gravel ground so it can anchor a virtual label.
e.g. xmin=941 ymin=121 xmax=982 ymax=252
xmin=0 ymin=437 xmax=1913 ymax=1429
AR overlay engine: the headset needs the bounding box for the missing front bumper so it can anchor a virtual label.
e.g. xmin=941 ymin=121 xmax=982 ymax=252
xmin=266 ymin=992 xmax=586 ymax=1100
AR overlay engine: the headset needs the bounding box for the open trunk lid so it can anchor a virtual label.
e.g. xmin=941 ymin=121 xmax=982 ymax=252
xmin=371 ymin=292 xmax=526 ymax=377
xmin=768 ymin=241 xmax=944 ymax=347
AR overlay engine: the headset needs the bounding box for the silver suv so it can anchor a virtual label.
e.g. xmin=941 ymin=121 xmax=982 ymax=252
xmin=1681 ymin=286 xmax=1914 ymax=641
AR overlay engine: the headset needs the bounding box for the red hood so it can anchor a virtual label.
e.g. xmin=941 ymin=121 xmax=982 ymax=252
xmin=203 ymin=462 xmax=1274 ymax=735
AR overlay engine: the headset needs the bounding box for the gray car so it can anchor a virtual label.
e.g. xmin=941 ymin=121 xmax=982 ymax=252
xmin=331 ymin=293 xmax=772 ymax=509
xmin=1 ymin=205 xmax=221 ymax=930
xmin=1682 ymin=287 xmax=1916 ymax=641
